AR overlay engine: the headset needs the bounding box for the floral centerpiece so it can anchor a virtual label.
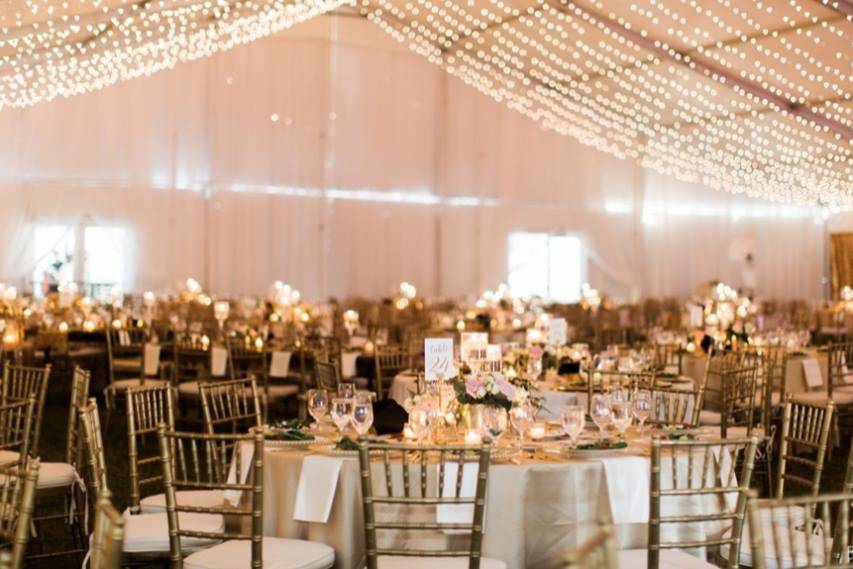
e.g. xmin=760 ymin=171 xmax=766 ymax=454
xmin=454 ymin=372 xmax=529 ymax=411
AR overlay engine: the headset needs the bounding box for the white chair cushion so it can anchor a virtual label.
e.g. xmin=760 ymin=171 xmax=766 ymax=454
xmin=123 ymin=512 xmax=224 ymax=553
xmin=266 ymin=385 xmax=299 ymax=399
xmin=140 ymin=490 xmax=226 ymax=514
xmin=37 ymin=462 xmax=78 ymax=489
xmin=792 ymin=390 xmax=853 ymax=405
xmin=183 ymin=537 xmax=334 ymax=569
xmin=618 ymin=549 xmax=716 ymax=568
xmin=377 ymin=556 xmax=506 ymax=569
xmin=109 ymin=378 xmax=169 ymax=391
xmin=698 ymin=410 xmax=721 ymax=425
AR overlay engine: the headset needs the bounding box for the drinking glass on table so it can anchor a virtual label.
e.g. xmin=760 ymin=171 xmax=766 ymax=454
xmin=632 ymin=389 xmax=652 ymax=433
xmin=330 ymin=397 xmax=353 ymax=433
xmin=590 ymin=394 xmax=612 ymax=436
xmin=509 ymin=399 xmax=535 ymax=442
xmin=561 ymin=405 xmax=585 ymax=444
xmin=611 ymin=401 xmax=633 ymax=436
xmin=337 ymin=382 xmax=356 ymax=400
xmin=306 ymin=389 xmax=329 ymax=427
xmin=351 ymin=401 xmax=374 ymax=436
xmin=481 ymin=406 xmax=508 ymax=443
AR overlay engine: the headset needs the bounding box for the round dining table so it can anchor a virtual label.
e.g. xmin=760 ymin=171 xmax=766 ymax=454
xmin=257 ymin=426 xmax=734 ymax=569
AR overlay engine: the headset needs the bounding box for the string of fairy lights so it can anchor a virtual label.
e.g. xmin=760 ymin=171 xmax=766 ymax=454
xmin=0 ymin=0 xmax=346 ymax=107
xmin=359 ymin=0 xmax=852 ymax=206
xmin=0 ymin=0 xmax=849 ymax=206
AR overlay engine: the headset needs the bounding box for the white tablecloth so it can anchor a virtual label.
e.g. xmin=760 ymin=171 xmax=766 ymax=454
xmin=261 ymin=441 xmax=733 ymax=569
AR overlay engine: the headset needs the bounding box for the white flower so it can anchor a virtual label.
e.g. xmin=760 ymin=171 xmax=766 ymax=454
xmin=476 ymin=387 xmax=487 ymax=398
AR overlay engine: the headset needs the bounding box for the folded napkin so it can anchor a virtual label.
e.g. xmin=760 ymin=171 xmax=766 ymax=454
xmin=600 ymin=456 xmax=650 ymax=524
xmin=341 ymin=352 xmax=359 ymax=379
xmin=224 ymin=440 xmax=255 ymax=506
xmin=801 ymin=358 xmax=823 ymax=388
xmin=144 ymin=343 xmax=161 ymax=377
xmin=211 ymin=346 xmax=228 ymax=377
xmin=269 ymin=351 xmax=292 ymax=378
xmin=349 ymin=336 xmax=367 ymax=349
xmin=663 ymin=364 xmax=680 ymax=375
xmin=293 ymin=455 xmax=345 ymax=523
xmin=437 ymin=461 xmax=479 ymax=533
xmin=710 ymin=445 xmax=738 ymax=511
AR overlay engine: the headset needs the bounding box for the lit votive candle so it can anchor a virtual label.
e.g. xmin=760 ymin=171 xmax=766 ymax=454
xmin=529 ymin=423 xmax=546 ymax=441
xmin=464 ymin=430 xmax=482 ymax=445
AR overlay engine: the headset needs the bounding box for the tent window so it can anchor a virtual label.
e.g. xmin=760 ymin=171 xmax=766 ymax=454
xmin=508 ymin=232 xmax=583 ymax=302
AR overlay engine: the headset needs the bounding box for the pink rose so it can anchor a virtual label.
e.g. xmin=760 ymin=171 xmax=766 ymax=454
xmin=465 ymin=378 xmax=486 ymax=398
xmin=495 ymin=378 xmax=516 ymax=399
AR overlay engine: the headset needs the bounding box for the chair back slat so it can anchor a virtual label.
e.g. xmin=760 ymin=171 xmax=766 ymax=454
xmin=89 ymin=496 xmax=125 ymax=569
xmin=648 ymin=436 xmax=757 ymax=569
xmin=358 ymin=440 xmax=492 ymax=568
xmin=126 ymin=385 xmax=176 ymax=513
xmin=746 ymin=491 xmax=853 ymax=569
xmin=776 ymin=396 xmax=833 ymax=499
xmin=314 ymin=361 xmax=340 ymax=393
xmin=0 ymin=398 xmax=34 ymax=471
xmin=158 ymin=428 xmax=265 ymax=567
xmin=199 ymin=377 xmax=262 ymax=436
xmin=2 ymin=363 xmax=50 ymax=456
xmin=0 ymin=459 xmax=39 ymax=569
xmin=80 ymin=399 xmax=110 ymax=498
xmin=66 ymin=367 xmax=91 ymax=469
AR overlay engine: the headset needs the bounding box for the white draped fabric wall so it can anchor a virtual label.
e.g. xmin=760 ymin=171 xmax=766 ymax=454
xmin=0 ymin=15 xmax=837 ymax=301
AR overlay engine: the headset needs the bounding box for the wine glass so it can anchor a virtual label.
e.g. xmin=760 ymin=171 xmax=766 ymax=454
xmin=509 ymin=399 xmax=534 ymax=442
xmin=590 ymin=394 xmax=612 ymax=436
xmin=337 ymin=382 xmax=356 ymax=400
xmin=611 ymin=401 xmax=633 ymax=437
xmin=561 ymin=405 xmax=585 ymax=444
xmin=409 ymin=408 xmax=430 ymax=443
xmin=330 ymin=397 xmax=353 ymax=433
xmin=306 ymin=389 xmax=329 ymax=427
xmin=481 ymin=406 xmax=508 ymax=443
xmin=633 ymin=389 xmax=652 ymax=433
xmin=351 ymin=402 xmax=374 ymax=436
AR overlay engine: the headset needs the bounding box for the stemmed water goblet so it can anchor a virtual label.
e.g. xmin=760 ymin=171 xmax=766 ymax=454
xmin=561 ymin=405 xmax=585 ymax=445
xmin=590 ymin=394 xmax=612 ymax=437
xmin=632 ymin=389 xmax=652 ymax=433
xmin=330 ymin=397 xmax=353 ymax=434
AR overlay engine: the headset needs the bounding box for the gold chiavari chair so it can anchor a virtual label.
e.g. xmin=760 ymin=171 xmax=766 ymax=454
xmin=699 ymin=362 xmax=760 ymax=439
xmin=357 ymin=440 xmax=504 ymax=569
xmin=227 ymin=340 xmax=298 ymax=421
xmin=793 ymin=342 xmax=853 ymax=411
xmin=28 ymin=367 xmax=90 ymax=563
xmin=1 ymin=362 xmax=50 ymax=457
xmin=374 ymin=345 xmax=410 ymax=400
xmin=775 ymin=396 xmax=834 ymax=499
xmin=743 ymin=490 xmax=852 ymax=568
xmin=0 ymin=398 xmax=35 ymax=472
xmin=0 ymin=459 xmax=40 ymax=569
xmin=617 ymin=436 xmax=758 ymax=569
xmin=653 ymin=343 xmax=683 ymax=375
xmin=746 ymin=345 xmax=789 ymax=434
xmin=644 ymin=383 xmax=706 ymax=428
xmin=128 ymin=384 xmax=227 ymax=515
xmin=562 ymin=519 xmax=617 ymax=569
xmin=314 ymin=360 xmax=341 ymax=393
xmin=719 ymin=396 xmax=834 ymax=566
xmin=157 ymin=427 xmax=335 ymax=568
xmin=88 ymin=496 xmax=125 ymax=569
xmin=80 ymin=398 xmax=226 ymax=559
xmin=198 ymin=377 xmax=262 ymax=435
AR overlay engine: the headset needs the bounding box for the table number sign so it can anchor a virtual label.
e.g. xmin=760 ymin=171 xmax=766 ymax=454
xmin=548 ymin=318 xmax=568 ymax=346
xmin=425 ymin=338 xmax=454 ymax=381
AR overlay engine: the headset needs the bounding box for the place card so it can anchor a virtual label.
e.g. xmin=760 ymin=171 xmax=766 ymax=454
xmin=548 ymin=318 xmax=567 ymax=346
xmin=801 ymin=358 xmax=822 ymax=388
xmin=425 ymin=338 xmax=454 ymax=381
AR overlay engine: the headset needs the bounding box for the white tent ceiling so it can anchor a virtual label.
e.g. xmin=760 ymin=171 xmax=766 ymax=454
xmin=1 ymin=0 xmax=850 ymax=205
